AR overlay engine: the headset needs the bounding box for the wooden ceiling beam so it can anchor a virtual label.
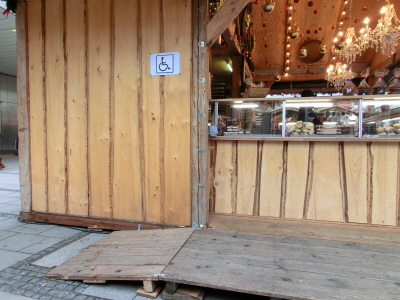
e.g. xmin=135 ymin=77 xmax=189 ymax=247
xmin=207 ymin=0 xmax=250 ymax=47
xmin=253 ymin=73 xmax=327 ymax=82
xmin=222 ymin=25 xmax=241 ymax=55
xmin=369 ymin=50 xmax=400 ymax=76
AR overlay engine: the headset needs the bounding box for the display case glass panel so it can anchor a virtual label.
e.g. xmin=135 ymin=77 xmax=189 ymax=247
xmin=284 ymin=99 xmax=359 ymax=137
xmin=362 ymin=98 xmax=400 ymax=137
xmin=210 ymin=100 xmax=284 ymax=136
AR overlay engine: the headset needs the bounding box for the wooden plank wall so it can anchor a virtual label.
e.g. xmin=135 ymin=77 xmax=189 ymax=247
xmin=209 ymin=140 xmax=400 ymax=227
xmin=23 ymin=0 xmax=192 ymax=226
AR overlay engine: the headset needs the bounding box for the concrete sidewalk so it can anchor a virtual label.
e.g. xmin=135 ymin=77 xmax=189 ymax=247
xmin=0 ymin=154 xmax=264 ymax=300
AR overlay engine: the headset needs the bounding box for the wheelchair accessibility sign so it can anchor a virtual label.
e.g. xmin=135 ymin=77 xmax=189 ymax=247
xmin=150 ymin=52 xmax=180 ymax=76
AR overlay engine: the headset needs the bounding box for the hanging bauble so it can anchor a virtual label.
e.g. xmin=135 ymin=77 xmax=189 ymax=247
xmin=289 ymin=26 xmax=301 ymax=39
xmin=314 ymin=9 xmax=319 ymax=14
xmin=308 ymin=1 xmax=313 ymax=7
xmin=319 ymin=44 xmax=327 ymax=53
xmin=294 ymin=0 xmax=299 ymax=3
xmin=319 ymin=27 xmax=323 ymax=31
xmin=274 ymin=73 xmax=281 ymax=81
xmin=263 ymin=1 xmax=275 ymax=13
xmin=299 ymin=47 xmax=308 ymax=58
xmin=262 ymin=22 xmax=267 ymax=27
xmin=306 ymin=29 xmax=311 ymax=34
xmin=314 ymin=29 xmax=318 ymax=34
xmin=362 ymin=7 xmax=367 ymax=12
xmin=354 ymin=19 xmax=359 ymax=23
xmin=334 ymin=40 xmax=346 ymax=50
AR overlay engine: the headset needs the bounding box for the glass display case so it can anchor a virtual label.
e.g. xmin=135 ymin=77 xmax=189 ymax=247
xmin=362 ymin=98 xmax=400 ymax=137
xmin=209 ymin=95 xmax=400 ymax=139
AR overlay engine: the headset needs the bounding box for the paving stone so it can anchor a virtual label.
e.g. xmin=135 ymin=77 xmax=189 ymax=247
xmin=0 ymin=233 xmax=48 ymax=251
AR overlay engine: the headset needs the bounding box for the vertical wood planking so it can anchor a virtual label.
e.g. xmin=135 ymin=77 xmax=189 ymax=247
xmin=236 ymin=142 xmax=258 ymax=215
xmin=27 ymin=0 xmax=46 ymax=212
xmin=17 ymin=0 xmax=32 ymax=212
xmin=308 ymin=143 xmax=344 ymax=222
xmin=65 ymin=0 xmax=88 ymax=216
xmin=45 ymin=0 xmax=66 ymax=213
xmin=343 ymin=142 xmax=368 ymax=223
xmin=285 ymin=142 xmax=310 ymax=219
xmin=141 ymin=0 xmax=163 ymax=223
xmin=259 ymin=141 xmax=284 ymax=217
xmin=371 ymin=143 xmax=399 ymax=226
xmin=214 ymin=141 xmax=235 ymax=214
xmin=87 ymin=0 xmax=112 ymax=217
xmin=208 ymin=140 xmax=217 ymax=212
xmin=163 ymin=0 xmax=192 ymax=225
xmin=112 ymin=0 xmax=143 ymax=220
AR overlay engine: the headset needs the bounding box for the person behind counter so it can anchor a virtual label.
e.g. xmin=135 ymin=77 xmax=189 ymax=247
xmin=312 ymin=113 xmax=324 ymax=126
xmin=298 ymin=89 xmax=316 ymax=122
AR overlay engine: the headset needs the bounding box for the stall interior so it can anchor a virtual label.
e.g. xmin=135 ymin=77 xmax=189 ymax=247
xmin=210 ymin=96 xmax=400 ymax=138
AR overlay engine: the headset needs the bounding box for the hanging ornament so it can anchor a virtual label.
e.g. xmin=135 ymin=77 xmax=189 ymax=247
xmin=314 ymin=29 xmax=318 ymax=34
xmin=311 ymin=70 xmax=316 ymax=74
xmin=332 ymin=24 xmax=336 ymax=29
xmin=263 ymin=1 xmax=275 ymax=13
xmin=334 ymin=39 xmax=347 ymax=50
xmin=299 ymin=47 xmax=308 ymax=58
xmin=314 ymin=9 xmax=319 ymax=14
xmin=264 ymin=44 xmax=268 ymax=47
xmin=304 ymin=64 xmax=307 ymax=68
xmin=300 ymin=33 xmax=304 ymax=37
xmin=319 ymin=44 xmax=327 ymax=53
xmin=262 ymin=22 xmax=267 ymax=27
xmin=362 ymin=7 xmax=367 ymax=12
xmin=354 ymin=19 xmax=359 ymax=23
xmin=289 ymin=26 xmax=301 ymax=39
xmin=274 ymin=73 xmax=281 ymax=81
xmin=319 ymin=26 xmax=323 ymax=31
xmin=307 ymin=36 xmax=311 ymax=40
xmin=254 ymin=0 xmax=259 ymax=4
xmin=306 ymin=29 xmax=311 ymax=34
xmin=294 ymin=0 xmax=299 ymax=3
xmin=308 ymin=1 xmax=313 ymax=7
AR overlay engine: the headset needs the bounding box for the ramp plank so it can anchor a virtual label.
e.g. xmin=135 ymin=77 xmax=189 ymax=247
xmin=46 ymin=226 xmax=400 ymax=300
xmin=46 ymin=228 xmax=194 ymax=281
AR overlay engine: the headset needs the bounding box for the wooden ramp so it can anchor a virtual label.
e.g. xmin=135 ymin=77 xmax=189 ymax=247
xmin=47 ymin=224 xmax=400 ymax=300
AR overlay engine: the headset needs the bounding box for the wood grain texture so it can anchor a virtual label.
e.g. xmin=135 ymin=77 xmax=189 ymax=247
xmin=307 ymin=143 xmax=344 ymax=222
xmin=26 ymin=0 xmax=46 ymax=212
xmin=17 ymin=1 xmax=32 ymax=213
xmin=371 ymin=143 xmax=399 ymax=226
xmin=87 ymin=0 xmax=112 ymax=218
xmin=207 ymin=0 xmax=250 ymax=46
xmin=284 ymin=142 xmax=309 ymax=219
xmin=236 ymin=142 xmax=258 ymax=215
xmin=45 ymin=0 xmax=66 ymax=213
xmin=112 ymin=0 xmax=143 ymax=221
xmin=259 ymin=141 xmax=284 ymax=217
xmin=65 ymin=0 xmax=88 ymax=216
xmin=163 ymin=0 xmax=192 ymax=226
xmin=213 ymin=141 xmax=235 ymax=214
xmin=343 ymin=142 xmax=368 ymax=224
xmin=141 ymin=0 xmax=163 ymax=223
xmin=47 ymin=228 xmax=194 ymax=281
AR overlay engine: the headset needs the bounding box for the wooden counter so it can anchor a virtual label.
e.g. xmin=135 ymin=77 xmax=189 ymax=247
xmin=208 ymin=138 xmax=400 ymax=227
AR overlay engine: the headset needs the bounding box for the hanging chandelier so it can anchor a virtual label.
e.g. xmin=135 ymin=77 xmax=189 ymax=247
xmin=373 ymin=4 xmax=400 ymax=56
xmin=331 ymin=1 xmax=400 ymax=64
xmin=332 ymin=27 xmax=361 ymax=64
xmin=325 ymin=63 xmax=351 ymax=90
